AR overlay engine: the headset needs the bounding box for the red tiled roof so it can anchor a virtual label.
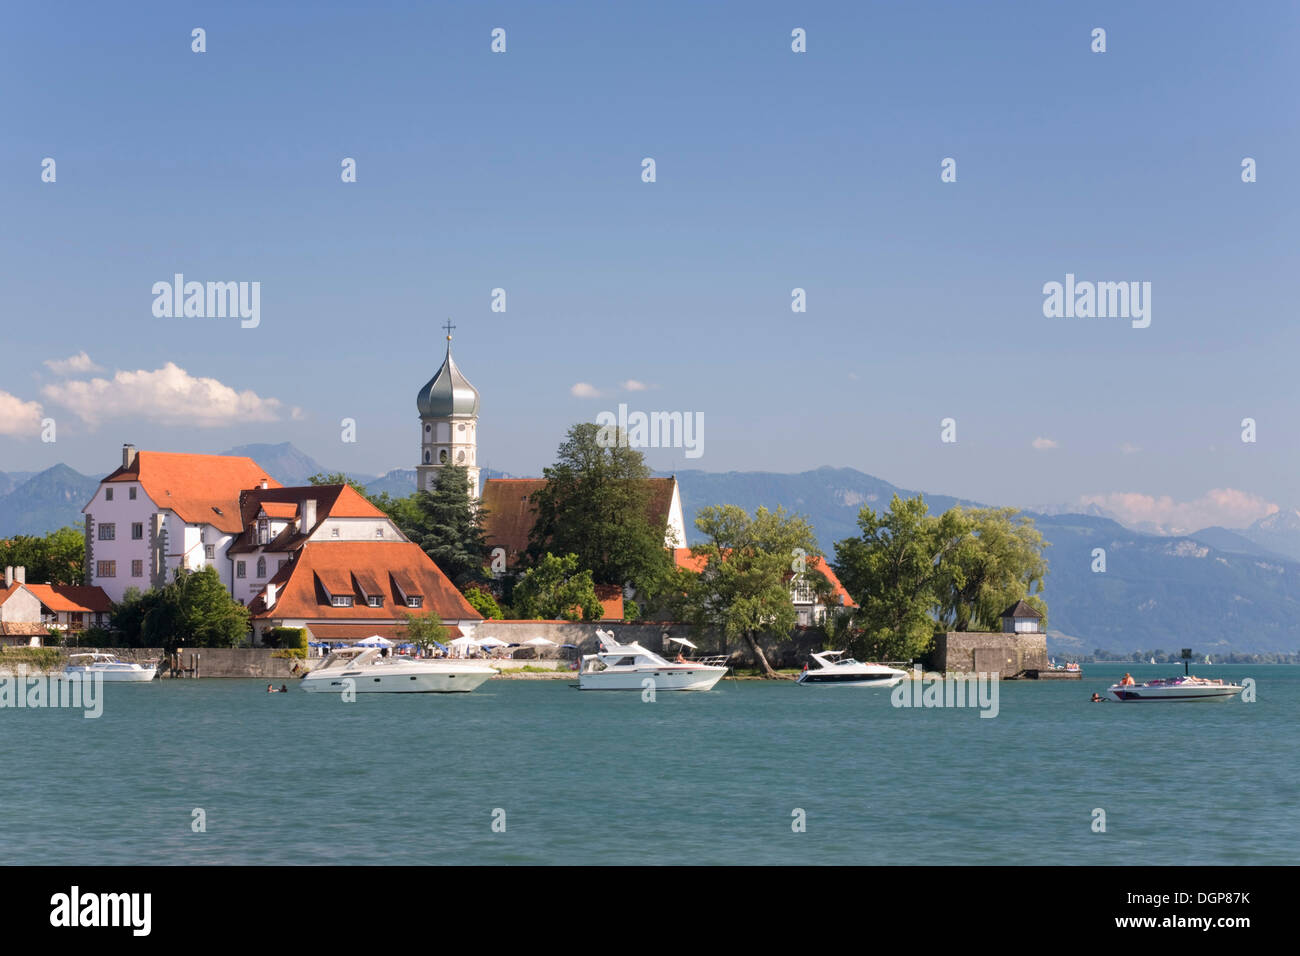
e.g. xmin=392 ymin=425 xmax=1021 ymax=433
xmin=250 ymin=541 xmax=481 ymax=622
xmin=97 ymin=452 xmax=281 ymax=533
xmin=480 ymin=477 xmax=678 ymax=567
xmin=671 ymin=548 xmax=857 ymax=608
xmin=228 ymin=484 xmax=389 ymax=554
xmin=24 ymin=584 xmax=113 ymax=614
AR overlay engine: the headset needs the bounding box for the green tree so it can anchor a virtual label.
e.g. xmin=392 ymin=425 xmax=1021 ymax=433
xmin=0 ymin=526 xmax=86 ymax=585
xmin=510 ymin=552 xmax=603 ymax=621
xmin=136 ymin=567 xmax=250 ymax=651
xmin=833 ymin=495 xmax=1049 ymax=661
xmin=462 ymin=585 xmax=503 ymax=620
xmin=402 ymin=609 xmax=449 ymax=652
xmin=527 ymin=423 xmax=674 ymax=596
xmin=832 ymin=495 xmax=965 ymax=662
xmin=932 ymin=507 xmax=1048 ymax=632
xmin=680 ymin=504 xmax=820 ymax=679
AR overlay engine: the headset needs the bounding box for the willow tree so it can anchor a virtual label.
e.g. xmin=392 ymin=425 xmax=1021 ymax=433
xmin=832 ymin=494 xmax=965 ymax=661
xmin=833 ymin=495 xmax=1049 ymax=661
xmin=681 ymin=504 xmax=820 ymax=679
xmin=932 ymin=506 xmax=1048 ymax=631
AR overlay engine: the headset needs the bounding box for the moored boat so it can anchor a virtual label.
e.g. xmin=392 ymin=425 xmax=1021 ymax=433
xmin=299 ymin=646 xmax=496 ymax=693
xmin=796 ymin=650 xmax=907 ymax=687
xmin=578 ymin=630 xmax=728 ymax=691
xmin=62 ymin=652 xmax=156 ymax=682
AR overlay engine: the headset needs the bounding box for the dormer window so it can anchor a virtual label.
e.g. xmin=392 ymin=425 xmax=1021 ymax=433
xmin=407 ymin=596 xmax=422 ymax=608
xmin=367 ymin=596 xmax=382 ymax=608
xmin=258 ymin=519 xmax=270 ymax=544
xmin=331 ymin=595 xmax=353 ymax=607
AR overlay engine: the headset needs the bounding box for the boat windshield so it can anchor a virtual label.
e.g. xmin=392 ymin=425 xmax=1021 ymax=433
xmin=836 ymin=658 xmax=860 ymax=666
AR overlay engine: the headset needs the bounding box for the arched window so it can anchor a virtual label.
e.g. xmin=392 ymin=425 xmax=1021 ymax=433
xmin=439 ymin=449 xmax=448 ymax=463
xmin=256 ymin=557 xmax=266 ymax=578
xmin=457 ymin=450 xmax=465 ymax=463
xmin=424 ymin=450 xmax=431 ymax=463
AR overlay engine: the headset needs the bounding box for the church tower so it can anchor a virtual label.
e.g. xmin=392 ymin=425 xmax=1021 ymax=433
xmin=416 ymin=322 xmax=481 ymax=498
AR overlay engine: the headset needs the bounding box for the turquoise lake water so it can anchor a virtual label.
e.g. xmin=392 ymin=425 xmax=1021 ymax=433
xmin=0 ymin=663 xmax=1293 ymax=865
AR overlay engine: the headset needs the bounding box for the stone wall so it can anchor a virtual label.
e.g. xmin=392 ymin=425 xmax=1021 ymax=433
xmin=928 ymin=631 xmax=1049 ymax=675
xmin=51 ymin=647 xmax=298 ymax=679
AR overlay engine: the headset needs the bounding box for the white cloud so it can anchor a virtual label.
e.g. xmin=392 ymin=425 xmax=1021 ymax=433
xmin=1119 ymin=442 xmax=1141 ymax=454
xmin=1031 ymin=437 xmax=1059 ymax=450
xmin=43 ymin=351 xmax=102 ymax=375
xmin=570 ymin=382 xmax=602 ymax=398
xmin=0 ymin=390 xmax=44 ymax=437
xmin=1079 ymin=488 xmax=1278 ymax=533
xmin=41 ymin=362 xmax=286 ymax=428
xmin=621 ymin=379 xmax=651 ymax=392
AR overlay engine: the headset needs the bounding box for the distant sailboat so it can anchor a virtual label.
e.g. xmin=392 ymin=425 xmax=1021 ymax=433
xmin=1150 ymin=657 xmax=1156 ymax=665
xmin=1204 ymin=654 xmax=1212 ymax=665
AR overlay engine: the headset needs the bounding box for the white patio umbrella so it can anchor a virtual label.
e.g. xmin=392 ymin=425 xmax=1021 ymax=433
xmin=477 ymin=636 xmax=509 ymax=648
xmin=449 ymin=636 xmax=481 ymax=648
xmin=524 ymin=637 xmax=557 ymax=647
xmin=355 ymin=635 xmax=394 ymax=647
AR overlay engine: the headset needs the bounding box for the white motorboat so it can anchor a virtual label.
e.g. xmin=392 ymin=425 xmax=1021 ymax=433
xmin=299 ymin=647 xmax=496 ymax=693
xmin=62 ymin=652 xmax=157 ymax=682
xmin=1103 ymin=674 xmax=1244 ymax=703
xmin=578 ymin=630 xmax=728 ymax=691
xmin=796 ymin=650 xmax=908 ymax=687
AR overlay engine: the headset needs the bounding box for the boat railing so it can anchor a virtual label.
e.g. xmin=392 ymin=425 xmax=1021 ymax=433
xmin=687 ymin=655 xmax=730 ymax=667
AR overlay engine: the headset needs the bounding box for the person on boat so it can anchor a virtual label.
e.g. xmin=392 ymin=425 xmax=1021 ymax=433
xmin=1120 ymin=673 xmax=1136 ymax=686
xmin=676 ymin=651 xmax=689 ymax=663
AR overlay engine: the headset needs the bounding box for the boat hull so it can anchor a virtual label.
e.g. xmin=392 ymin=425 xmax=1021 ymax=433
xmin=62 ymin=666 xmax=156 ymax=682
xmin=1104 ymin=683 xmax=1243 ymax=702
xmin=300 ymin=666 xmax=495 ymax=693
xmin=797 ymin=672 xmax=905 ymax=687
xmin=578 ymin=667 xmax=726 ymax=691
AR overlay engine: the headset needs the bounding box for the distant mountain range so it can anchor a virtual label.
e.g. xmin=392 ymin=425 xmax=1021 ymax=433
xmin=2 ymin=449 xmax=1298 ymax=653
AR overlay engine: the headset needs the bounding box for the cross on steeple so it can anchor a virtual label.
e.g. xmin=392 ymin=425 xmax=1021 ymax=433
xmin=443 ymin=318 xmax=456 ymax=341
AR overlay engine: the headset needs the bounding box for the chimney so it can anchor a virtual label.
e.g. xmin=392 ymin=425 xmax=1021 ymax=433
xmin=14 ymin=566 xmax=25 ymax=584
xmin=260 ymin=479 xmax=269 ymax=489
xmin=302 ymin=499 xmax=317 ymax=534
xmin=265 ymin=582 xmax=277 ymax=609
xmin=4 ymin=566 xmax=12 ymax=588
xmin=122 ymin=443 xmax=137 ymax=469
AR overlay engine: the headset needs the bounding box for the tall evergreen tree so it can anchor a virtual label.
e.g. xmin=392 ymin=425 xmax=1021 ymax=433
xmin=406 ymin=465 xmax=490 ymax=588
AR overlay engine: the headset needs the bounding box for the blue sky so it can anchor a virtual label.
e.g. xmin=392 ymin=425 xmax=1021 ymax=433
xmin=1 ymin=1 xmax=1296 ymax=530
